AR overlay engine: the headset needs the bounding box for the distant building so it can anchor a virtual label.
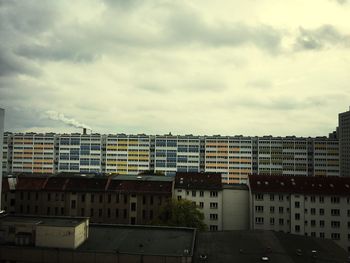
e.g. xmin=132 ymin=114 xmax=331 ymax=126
xmin=1 ymin=132 xmax=341 ymax=180
xmin=249 ymin=174 xmax=350 ymax=251
xmin=339 ymin=107 xmax=350 ymax=176
xmin=58 ymin=133 xmax=102 ymax=173
xmin=2 ymin=174 xmax=174 ymax=226
xmin=104 ymin=134 xmax=151 ymax=175
xmin=11 ymin=133 xmax=56 ymax=174
xmin=174 ymin=172 xmax=249 ymax=231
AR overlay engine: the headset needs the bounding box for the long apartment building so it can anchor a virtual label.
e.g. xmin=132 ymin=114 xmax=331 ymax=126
xmin=104 ymin=134 xmax=151 ymax=175
xmin=11 ymin=133 xmax=56 ymax=174
xmin=249 ymin=174 xmax=350 ymax=251
xmin=2 ymin=133 xmax=340 ymax=182
xmin=2 ymin=174 xmax=174 ymax=226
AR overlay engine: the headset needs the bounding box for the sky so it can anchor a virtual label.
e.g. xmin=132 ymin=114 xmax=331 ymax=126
xmin=0 ymin=0 xmax=349 ymax=137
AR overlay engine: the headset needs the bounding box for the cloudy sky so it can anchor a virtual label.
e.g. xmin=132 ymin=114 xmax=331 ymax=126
xmin=0 ymin=0 xmax=349 ymax=136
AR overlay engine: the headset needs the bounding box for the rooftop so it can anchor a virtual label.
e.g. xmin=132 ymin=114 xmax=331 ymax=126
xmin=79 ymin=224 xmax=196 ymax=256
xmin=194 ymin=230 xmax=348 ymax=263
xmin=0 ymin=214 xmax=88 ymax=227
xmin=175 ymin=172 xmax=222 ymax=190
xmin=249 ymin=175 xmax=350 ymax=196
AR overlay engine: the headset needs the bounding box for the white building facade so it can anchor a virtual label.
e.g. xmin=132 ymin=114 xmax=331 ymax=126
xmin=249 ymin=175 xmax=350 ymax=251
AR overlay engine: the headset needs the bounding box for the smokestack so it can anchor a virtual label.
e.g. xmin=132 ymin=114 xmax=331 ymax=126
xmin=83 ymin=128 xmax=87 ymax=135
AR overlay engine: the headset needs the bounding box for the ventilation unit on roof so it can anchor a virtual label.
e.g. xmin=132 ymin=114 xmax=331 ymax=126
xmin=330 ymin=184 xmax=334 ymax=188
xmin=280 ymin=182 xmax=284 ymax=186
xmin=257 ymin=181 xmax=261 ymax=185
xmin=137 ymin=176 xmax=142 ymax=179
xmin=265 ymin=181 xmax=269 ymax=185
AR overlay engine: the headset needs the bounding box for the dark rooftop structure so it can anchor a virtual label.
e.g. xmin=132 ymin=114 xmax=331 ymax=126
xmin=194 ymin=230 xmax=348 ymax=263
xmin=175 ymin=172 xmax=222 ymax=190
xmin=249 ymin=174 xmax=350 ymax=196
xmin=80 ymin=224 xmax=196 ymax=256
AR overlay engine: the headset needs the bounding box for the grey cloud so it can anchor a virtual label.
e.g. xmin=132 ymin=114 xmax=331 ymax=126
xmin=332 ymin=0 xmax=347 ymax=4
xmin=295 ymin=25 xmax=350 ymax=50
xmin=0 ymin=49 xmax=40 ymax=76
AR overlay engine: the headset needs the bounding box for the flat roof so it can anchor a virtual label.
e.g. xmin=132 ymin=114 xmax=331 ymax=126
xmin=79 ymin=224 xmax=196 ymax=256
xmin=0 ymin=215 xmax=88 ymax=227
xmin=195 ymin=230 xmax=348 ymax=263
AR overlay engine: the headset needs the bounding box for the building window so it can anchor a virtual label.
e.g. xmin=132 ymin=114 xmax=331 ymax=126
xmin=279 ymin=218 xmax=284 ymax=225
xmin=331 ymin=209 xmax=340 ymax=216
xmin=320 ymin=232 xmax=325 ymax=239
xmin=150 ymin=210 xmax=153 ymax=220
xmin=279 ymin=207 xmax=284 ymax=214
xmin=210 ymin=191 xmax=218 ymax=198
xmin=99 ymin=209 xmax=102 ymax=217
xmin=319 ymin=196 xmax=324 ymax=203
xmin=192 ymin=191 xmax=196 ymax=197
xmin=90 ymin=208 xmax=94 ymax=217
xmin=177 ymin=196 xmax=182 ymax=201
xmin=210 ymin=202 xmax=218 ymax=209
xmin=270 ymin=194 xmax=274 ymax=201
xmin=81 ymin=208 xmax=85 ymax=216
xmin=116 ymin=194 xmax=120 ymax=203
xmin=311 ymin=232 xmax=316 ymax=237
xmin=210 ymin=214 xmax=218 ymax=221
xmin=47 ymin=193 xmax=51 ymax=201
xmin=47 ymin=207 xmax=50 ymax=215
xmin=200 ymin=191 xmax=204 ymax=197
xmin=255 ymin=206 xmax=264 ymax=213
xmin=311 ymin=220 xmax=316 ymax=227
xmin=270 ymin=206 xmax=275 ymax=213
xmin=99 ymin=194 xmax=103 ymax=203
xmin=131 ymin=203 xmax=136 ymax=211
xmin=331 ymin=197 xmax=340 ymax=204
xmin=210 ymin=225 xmax=218 ymax=231
xmin=294 ymin=201 xmax=300 ymax=208
xmin=107 ymin=208 xmax=111 ymax=218
xmin=270 ymin=218 xmax=275 ymax=225
xmin=108 ymin=194 xmax=111 ymax=203
xmin=319 ymin=208 xmax=324 ymax=215
xmin=331 ymin=221 xmax=340 ymax=228
xmin=255 ymin=194 xmax=264 ymax=201
xmin=124 ymin=209 xmax=127 ymax=219
xmin=278 ymin=195 xmax=283 ymax=201
xmin=310 ymin=196 xmax=315 ymax=203
xmin=71 ymin=200 xmax=76 ymax=209
xmin=295 ymin=213 xmax=300 ymax=220
xmin=91 ymin=194 xmax=94 ymax=203
xmin=320 ymin=220 xmax=325 ymax=228
xmin=311 ymin=208 xmax=316 ymax=215
xmin=255 ymin=217 xmax=264 ymax=224
xmin=61 ymin=207 xmax=64 ymax=215
xmin=331 ymin=233 xmax=340 ymax=240
xmin=142 ymin=210 xmax=146 ymax=219
xmin=115 ymin=209 xmax=119 ymax=218
xmin=295 ymin=225 xmax=300 ymax=233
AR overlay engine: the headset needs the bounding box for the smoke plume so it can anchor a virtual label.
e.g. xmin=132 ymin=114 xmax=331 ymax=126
xmin=45 ymin=110 xmax=92 ymax=130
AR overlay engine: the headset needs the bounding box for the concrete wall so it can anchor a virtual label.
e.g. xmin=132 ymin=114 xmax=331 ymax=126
xmin=36 ymin=225 xmax=76 ymax=249
xmin=0 ymin=108 xmax=4 ymax=209
xmin=222 ymin=187 xmax=249 ymax=230
xmin=74 ymin=219 xmax=89 ymax=248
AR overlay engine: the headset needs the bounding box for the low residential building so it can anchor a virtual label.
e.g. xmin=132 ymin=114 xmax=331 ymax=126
xmin=174 ymin=172 xmax=249 ymax=231
xmin=1 ymin=174 xmax=174 ymax=226
xmin=0 ymin=214 xmax=89 ymax=249
xmin=249 ymin=174 xmax=350 ymax=251
xmin=0 ymin=214 xmax=196 ymax=263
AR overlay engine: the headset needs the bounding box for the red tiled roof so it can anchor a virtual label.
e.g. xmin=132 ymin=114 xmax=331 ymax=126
xmin=175 ymin=172 xmax=222 ymax=190
xmin=43 ymin=177 xmax=69 ymax=191
xmin=248 ymin=175 xmax=350 ymax=196
xmin=64 ymin=177 xmax=108 ymax=192
xmin=107 ymin=180 xmax=172 ymax=194
xmin=16 ymin=177 xmax=48 ymax=191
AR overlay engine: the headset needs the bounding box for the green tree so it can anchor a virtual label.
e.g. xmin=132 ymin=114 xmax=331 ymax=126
xmin=152 ymin=199 xmax=207 ymax=231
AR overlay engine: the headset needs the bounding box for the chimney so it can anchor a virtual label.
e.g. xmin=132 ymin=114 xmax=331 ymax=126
xmin=83 ymin=128 xmax=87 ymax=135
